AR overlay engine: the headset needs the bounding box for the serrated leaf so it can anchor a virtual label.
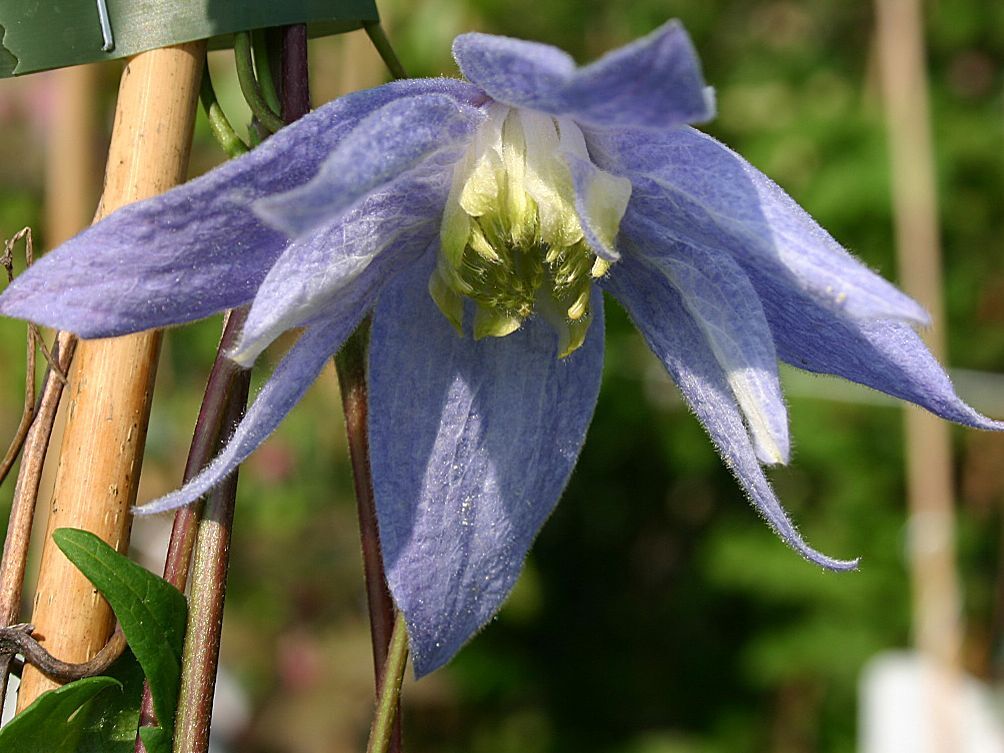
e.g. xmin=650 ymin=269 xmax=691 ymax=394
xmin=52 ymin=528 xmax=187 ymax=747
xmin=0 ymin=676 xmax=119 ymax=752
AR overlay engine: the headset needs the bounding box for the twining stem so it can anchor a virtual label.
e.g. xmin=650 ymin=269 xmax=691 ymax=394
xmin=366 ymin=612 xmax=409 ymax=753
xmin=199 ymin=68 xmax=249 ymax=158
xmin=234 ymin=31 xmax=285 ymax=133
xmin=252 ymin=30 xmax=282 ymax=116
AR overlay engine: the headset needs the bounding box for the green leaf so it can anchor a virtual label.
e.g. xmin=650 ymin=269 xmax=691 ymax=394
xmin=52 ymin=528 xmax=187 ymax=747
xmin=0 ymin=676 xmax=119 ymax=752
xmin=0 ymin=0 xmax=378 ymax=78
xmin=75 ymin=652 xmax=146 ymax=753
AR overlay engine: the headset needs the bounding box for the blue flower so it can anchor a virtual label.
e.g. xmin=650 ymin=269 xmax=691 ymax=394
xmin=1 ymin=21 xmax=999 ymax=675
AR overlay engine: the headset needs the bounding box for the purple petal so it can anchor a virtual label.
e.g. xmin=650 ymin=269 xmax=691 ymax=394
xmin=134 ymin=277 xmax=386 ymax=516
xmin=625 ymin=227 xmax=790 ymax=464
xmin=0 ymin=78 xmax=480 ymax=338
xmin=588 ymin=126 xmax=930 ymax=325
xmin=744 ymin=263 xmax=1004 ymax=431
xmin=253 ymin=94 xmax=485 ymax=238
xmin=232 ymin=163 xmax=453 ymax=365
xmin=605 ymin=254 xmax=857 ymax=571
xmin=453 ymin=21 xmax=712 ymax=129
xmin=369 ymin=257 xmax=604 ymax=676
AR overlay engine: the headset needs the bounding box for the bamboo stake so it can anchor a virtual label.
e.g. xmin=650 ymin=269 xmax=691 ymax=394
xmin=875 ymin=1 xmax=961 ymax=750
xmin=16 ymin=42 xmax=206 ymax=708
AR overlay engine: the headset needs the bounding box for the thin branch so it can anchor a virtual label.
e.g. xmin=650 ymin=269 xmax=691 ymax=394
xmin=0 ymin=229 xmax=68 ymax=487
xmin=280 ymin=24 xmax=311 ymax=121
xmin=366 ymin=612 xmax=409 ymax=753
xmin=172 ymin=383 xmax=247 ymax=753
xmin=199 ymin=65 xmax=249 ymax=158
xmin=133 ymin=308 xmax=249 ymax=753
xmin=0 ymin=331 xmax=77 ymax=702
xmin=234 ymin=32 xmax=285 ymax=134
xmin=0 ymin=623 xmax=127 ymax=681
xmin=334 ymin=321 xmax=397 ymax=682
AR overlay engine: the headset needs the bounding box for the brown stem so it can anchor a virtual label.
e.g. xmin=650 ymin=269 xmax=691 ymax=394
xmin=133 ymin=308 xmax=250 ymax=752
xmin=334 ymin=323 xmax=397 ymax=681
xmin=1 ymin=623 xmax=126 ymax=682
xmin=0 ymin=331 xmax=77 ymax=702
xmin=171 ymin=375 xmax=249 ymax=753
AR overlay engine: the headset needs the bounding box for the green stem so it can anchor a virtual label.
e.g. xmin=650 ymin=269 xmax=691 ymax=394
xmin=366 ymin=612 xmax=409 ymax=753
xmin=363 ymin=22 xmax=409 ymax=80
xmin=199 ymin=65 xmax=249 ymax=158
xmin=251 ymin=30 xmax=282 ymax=115
xmin=234 ymin=31 xmax=285 ymax=133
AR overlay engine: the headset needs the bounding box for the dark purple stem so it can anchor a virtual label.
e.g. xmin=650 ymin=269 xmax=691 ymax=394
xmin=279 ymin=21 xmax=402 ymax=748
xmin=133 ymin=308 xmax=250 ymax=753
xmin=280 ymin=25 xmax=311 ymax=122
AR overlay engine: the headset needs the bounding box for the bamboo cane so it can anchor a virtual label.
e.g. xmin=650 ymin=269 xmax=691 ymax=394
xmin=16 ymin=42 xmax=206 ymax=708
xmin=875 ymin=1 xmax=962 ymax=751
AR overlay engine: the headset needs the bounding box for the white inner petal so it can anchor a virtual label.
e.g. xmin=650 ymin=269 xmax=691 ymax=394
xmin=519 ymin=110 xmax=583 ymax=248
xmin=651 ymin=254 xmax=790 ymax=465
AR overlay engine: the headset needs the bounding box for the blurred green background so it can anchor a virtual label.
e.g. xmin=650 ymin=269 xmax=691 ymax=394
xmin=1 ymin=1 xmax=1003 ymax=751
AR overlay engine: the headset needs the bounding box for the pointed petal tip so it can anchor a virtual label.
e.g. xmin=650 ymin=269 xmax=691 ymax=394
xmin=132 ymin=491 xmax=199 ymax=517
xmin=227 ymin=339 xmax=263 ymax=369
xmin=811 ymin=553 xmax=861 ymax=572
xmin=754 ymin=441 xmax=789 ymax=467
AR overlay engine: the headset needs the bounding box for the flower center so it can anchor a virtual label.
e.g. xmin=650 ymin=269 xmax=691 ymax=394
xmin=430 ymin=106 xmax=626 ymax=357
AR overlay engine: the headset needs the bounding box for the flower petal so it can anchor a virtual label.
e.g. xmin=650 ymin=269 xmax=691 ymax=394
xmin=134 ymin=285 xmax=383 ymax=516
xmin=253 ymin=93 xmax=486 ymax=238
xmin=588 ymin=125 xmax=930 ymax=325
xmin=231 ymin=163 xmax=452 ymax=365
xmin=626 ymin=228 xmax=789 ymax=464
xmin=453 ymin=21 xmax=713 ymax=129
xmin=605 ymin=254 xmax=857 ymax=571
xmin=744 ymin=263 xmax=1004 ymax=431
xmin=0 ymin=78 xmax=480 ymax=338
xmin=369 ymin=257 xmax=605 ymax=676
xmin=558 ymin=117 xmax=632 ymax=261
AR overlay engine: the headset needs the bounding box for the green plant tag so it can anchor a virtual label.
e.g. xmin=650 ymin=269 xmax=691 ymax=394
xmin=0 ymin=0 xmax=379 ymax=78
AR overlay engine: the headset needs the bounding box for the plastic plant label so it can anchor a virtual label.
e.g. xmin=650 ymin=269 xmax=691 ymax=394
xmin=0 ymin=0 xmax=379 ymax=78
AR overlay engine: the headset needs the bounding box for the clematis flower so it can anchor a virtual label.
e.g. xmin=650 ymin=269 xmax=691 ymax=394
xmin=1 ymin=21 xmax=1000 ymax=676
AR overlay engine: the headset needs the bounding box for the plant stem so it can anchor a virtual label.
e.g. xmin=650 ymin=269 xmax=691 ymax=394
xmin=366 ymin=612 xmax=409 ymax=753
xmin=158 ymin=23 xmax=309 ymax=751
xmin=333 ymin=322 xmax=398 ymax=680
xmin=252 ymin=30 xmax=282 ymax=116
xmin=133 ymin=307 xmax=250 ymax=753
xmin=280 ymin=24 xmax=311 ymax=121
xmin=199 ymin=67 xmax=249 ymax=158
xmin=0 ymin=332 xmax=76 ymax=701
xmin=234 ymin=32 xmax=285 ymax=133
xmin=172 ymin=379 xmax=248 ymax=753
